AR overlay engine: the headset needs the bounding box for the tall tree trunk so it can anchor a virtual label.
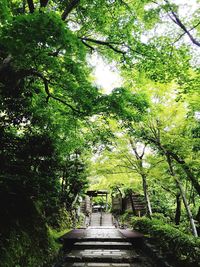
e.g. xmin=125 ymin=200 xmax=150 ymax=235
xmin=141 ymin=174 xmax=152 ymax=217
xmin=166 ymin=154 xmax=198 ymax=237
xmin=196 ymin=207 xmax=200 ymax=223
xmin=128 ymin=190 xmax=136 ymax=215
xmin=175 ymin=193 xmax=181 ymax=225
xmin=168 ymin=151 xmax=200 ymax=197
xmin=40 ymin=0 xmax=49 ymax=8
xmin=61 ymin=169 xmax=65 ymax=196
xmin=27 ymin=0 xmax=34 ymax=13
xmin=176 ymin=177 xmax=198 ymax=237
xmin=149 ymin=138 xmax=200 ymax=197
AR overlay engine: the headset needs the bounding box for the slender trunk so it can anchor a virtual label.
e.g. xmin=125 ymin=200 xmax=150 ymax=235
xmin=189 ymin=186 xmax=195 ymax=205
xmin=196 ymin=207 xmax=200 ymax=225
xmin=61 ymin=169 xmax=65 ymax=196
xmin=40 ymin=0 xmax=49 ymax=8
xmin=71 ymin=193 xmax=79 ymax=229
xmin=129 ymin=191 xmax=136 ymax=215
xmin=175 ymin=193 xmax=181 ymax=225
xmin=72 ymin=193 xmax=79 ymax=208
xmin=149 ymin=138 xmax=200 ymax=197
xmin=166 ymin=154 xmax=198 ymax=237
xmin=22 ymin=0 xmax=26 ymax=13
xmin=141 ymin=174 xmax=152 ymax=217
xmin=176 ymin=177 xmax=198 ymax=236
xmin=27 ymin=0 xmax=34 ymax=13
xmin=168 ymin=151 xmax=200 ymax=197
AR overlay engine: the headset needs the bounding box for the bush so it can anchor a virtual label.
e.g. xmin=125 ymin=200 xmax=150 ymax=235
xmin=47 ymin=207 xmax=73 ymax=230
xmin=0 ymin=223 xmax=58 ymax=267
xmin=132 ymin=217 xmax=200 ymax=266
xmin=0 ymin=193 xmax=65 ymax=267
xmin=120 ymin=210 xmax=134 ymax=226
xmin=151 ymin=212 xmax=171 ymax=223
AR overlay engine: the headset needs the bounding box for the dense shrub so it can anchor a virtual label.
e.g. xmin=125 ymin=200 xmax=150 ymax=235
xmin=132 ymin=217 xmax=200 ymax=266
xmin=119 ymin=210 xmax=134 ymax=227
xmin=0 ymin=191 xmax=71 ymax=267
xmin=47 ymin=207 xmax=73 ymax=230
xmin=0 ymin=228 xmax=58 ymax=267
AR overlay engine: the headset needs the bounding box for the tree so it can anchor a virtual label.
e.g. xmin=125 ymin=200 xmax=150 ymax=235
xmin=125 ymin=81 xmax=200 ymax=236
xmin=1 ymin=0 xmax=200 ymax=264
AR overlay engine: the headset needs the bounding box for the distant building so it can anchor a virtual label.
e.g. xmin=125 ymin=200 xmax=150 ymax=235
xmin=112 ymin=192 xmax=146 ymax=216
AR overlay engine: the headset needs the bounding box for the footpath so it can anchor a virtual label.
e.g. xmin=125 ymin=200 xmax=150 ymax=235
xmin=58 ymin=212 xmax=156 ymax=267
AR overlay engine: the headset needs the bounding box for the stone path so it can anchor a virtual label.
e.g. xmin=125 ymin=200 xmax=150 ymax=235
xmin=89 ymin=212 xmax=113 ymax=228
xmin=101 ymin=213 xmax=113 ymax=227
xmin=58 ymin=213 xmax=157 ymax=267
xmin=89 ymin=213 xmax=101 ymax=227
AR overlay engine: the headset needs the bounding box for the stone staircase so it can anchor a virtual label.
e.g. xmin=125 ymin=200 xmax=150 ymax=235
xmin=60 ymin=235 xmax=153 ymax=266
xmin=58 ymin=213 xmax=156 ymax=267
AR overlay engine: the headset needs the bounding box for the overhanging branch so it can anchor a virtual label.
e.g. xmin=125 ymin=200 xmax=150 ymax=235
xmin=165 ymin=0 xmax=200 ymax=47
xmin=80 ymin=37 xmax=126 ymax=55
xmin=80 ymin=37 xmax=155 ymax=60
xmin=62 ymin=0 xmax=80 ymax=21
xmin=23 ymin=70 xmax=85 ymax=114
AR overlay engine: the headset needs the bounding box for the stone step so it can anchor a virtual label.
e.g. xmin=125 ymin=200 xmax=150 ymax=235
xmin=64 ymin=249 xmax=142 ymax=263
xmin=88 ymin=227 xmax=115 ymax=229
xmin=62 ymin=257 xmax=142 ymax=267
xmin=73 ymin=241 xmax=133 ymax=250
xmin=65 ymin=240 xmax=129 ymax=243
xmin=65 ymin=263 xmax=139 ymax=267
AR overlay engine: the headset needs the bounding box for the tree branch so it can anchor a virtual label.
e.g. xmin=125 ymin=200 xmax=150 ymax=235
xmin=23 ymin=70 xmax=85 ymax=115
xmin=171 ymin=12 xmax=200 ymax=47
xmin=160 ymin=185 xmax=176 ymax=196
xmin=102 ymin=170 xmax=135 ymax=174
xmin=80 ymin=37 xmax=154 ymax=61
xmin=62 ymin=0 xmax=80 ymax=21
xmin=165 ymin=0 xmax=200 ymax=47
xmin=80 ymin=37 xmax=126 ymax=55
xmin=117 ymin=164 xmax=136 ymax=171
xmin=81 ymin=40 xmax=95 ymax=52
xmin=173 ymin=21 xmax=200 ymax=45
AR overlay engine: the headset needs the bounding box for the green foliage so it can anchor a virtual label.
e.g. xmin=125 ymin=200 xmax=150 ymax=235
xmin=0 ymin=0 xmax=10 ymax=22
xmin=107 ymin=87 xmax=149 ymax=121
xmin=119 ymin=210 xmax=134 ymax=227
xmin=132 ymin=217 xmax=200 ymax=266
xmin=0 ymin=0 xmax=200 ymax=264
xmin=1 ymin=11 xmax=83 ymax=65
xmin=0 ymin=196 xmax=58 ymax=267
xmin=47 ymin=207 xmax=73 ymax=230
xmin=0 ymin=228 xmax=58 ymax=267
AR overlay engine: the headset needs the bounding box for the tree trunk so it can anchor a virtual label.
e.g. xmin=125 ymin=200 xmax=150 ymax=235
xmin=62 ymin=0 xmax=80 ymax=20
xmin=175 ymin=193 xmax=181 ymax=225
xmin=176 ymin=177 xmax=198 ymax=237
xmin=148 ymin=138 xmax=200 ymax=197
xmin=27 ymin=0 xmax=35 ymax=13
xmin=40 ymin=0 xmax=49 ymax=8
xmin=129 ymin=190 xmax=136 ymax=215
xmin=168 ymin=151 xmax=200 ymax=197
xmin=166 ymin=154 xmax=198 ymax=237
xmin=142 ymin=174 xmax=152 ymax=217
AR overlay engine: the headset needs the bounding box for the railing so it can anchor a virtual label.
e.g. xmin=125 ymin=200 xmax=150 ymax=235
xmin=100 ymin=208 xmax=103 ymax=226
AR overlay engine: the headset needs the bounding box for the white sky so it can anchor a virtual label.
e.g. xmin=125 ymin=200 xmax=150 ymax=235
xmin=88 ymin=53 xmax=122 ymax=94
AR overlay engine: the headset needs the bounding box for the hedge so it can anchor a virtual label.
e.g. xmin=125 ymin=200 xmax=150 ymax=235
xmin=132 ymin=217 xmax=200 ymax=266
